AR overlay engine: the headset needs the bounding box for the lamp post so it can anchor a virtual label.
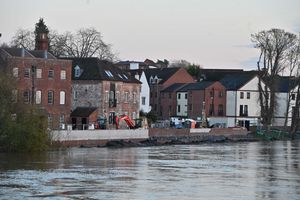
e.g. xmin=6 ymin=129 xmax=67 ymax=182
xmin=31 ymin=65 xmax=36 ymax=105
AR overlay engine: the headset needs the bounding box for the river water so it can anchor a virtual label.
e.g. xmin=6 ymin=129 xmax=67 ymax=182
xmin=0 ymin=141 xmax=300 ymax=200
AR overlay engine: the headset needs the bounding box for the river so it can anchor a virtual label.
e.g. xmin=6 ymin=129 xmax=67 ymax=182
xmin=0 ymin=141 xmax=300 ymax=200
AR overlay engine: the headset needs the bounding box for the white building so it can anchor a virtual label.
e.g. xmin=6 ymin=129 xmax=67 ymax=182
xmin=220 ymin=73 xmax=263 ymax=129
xmin=273 ymin=77 xmax=298 ymax=126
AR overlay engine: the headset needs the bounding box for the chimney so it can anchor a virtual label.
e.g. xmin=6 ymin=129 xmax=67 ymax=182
xmin=36 ymin=32 xmax=48 ymax=51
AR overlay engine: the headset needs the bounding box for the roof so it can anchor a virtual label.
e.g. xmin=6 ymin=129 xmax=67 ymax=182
xmin=179 ymin=81 xmax=215 ymax=92
xmin=198 ymin=68 xmax=244 ymax=81
xmin=1 ymin=48 xmax=34 ymax=58
xmin=116 ymin=60 xmax=148 ymax=66
xmin=69 ymin=57 xmax=141 ymax=83
xmin=161 ymin=83 xmax=188 ymax=92
xmin=220 ymin=73 xmax=256 ymax=90
xmin=144 ymin=67 xmax=180 ymax=84
xmin=28 ymin=50 xmax=56 ymax=59
xmin=71 ymin=107 xmax=98 ymax=117
xmin=274 ymin=76 xmax=298 ymax=92
xmin=1 ymin=48 xmax=56 ymax=59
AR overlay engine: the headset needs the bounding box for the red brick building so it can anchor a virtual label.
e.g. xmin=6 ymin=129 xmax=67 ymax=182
xmin=0 ymin=47 xmax=72 ymax=129
xmin=179 ymin=81 xmax=226 ymax=119
xmin=145 ymin=67 xmax=195 ymax=118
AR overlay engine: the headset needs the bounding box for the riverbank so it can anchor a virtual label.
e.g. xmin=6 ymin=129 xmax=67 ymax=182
xmin=51 ymin=127 xmax=258 ymax=148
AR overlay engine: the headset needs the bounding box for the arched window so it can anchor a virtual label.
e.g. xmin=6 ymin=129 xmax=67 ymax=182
xmin=36 ymin=90 xmax=42 ymax=104
xmin=60 ymin=91 xmax=65 ymax=105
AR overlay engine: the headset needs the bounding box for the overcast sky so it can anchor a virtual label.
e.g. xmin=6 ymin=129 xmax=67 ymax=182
xmin=1 ymin=0 xmax=299 ymax=69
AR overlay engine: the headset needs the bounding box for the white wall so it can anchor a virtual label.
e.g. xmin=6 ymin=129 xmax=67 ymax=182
xmin=177 ymin=92 xmax=188 ymax=116
xmin=139 ymin=71 xmax=151 ymax=113
xmin=51 ymin=129 xmax=149 ymax=141
xmin=226 ymin=91 xmax=236 ymax=116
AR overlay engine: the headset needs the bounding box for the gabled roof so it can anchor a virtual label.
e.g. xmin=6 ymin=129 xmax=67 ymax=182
xmin=274 ymin=76 xmax=298 ymax=92
xmin=220 ymin=73 xmax=256 ymax=90
xmin=179 ymin=81 xmax=215 ymax=92
xmin=144 ymin=67 xmax=180 ymax=84
xmin=116 ymin=60 xmax=148 ymax=66
xmin=71 ymin=107 xmax=97 ymax=117
xmin=69 ymin=57 xmax=141 ymax=83
xmin=161 ymin=83 xmax=188 ymax=92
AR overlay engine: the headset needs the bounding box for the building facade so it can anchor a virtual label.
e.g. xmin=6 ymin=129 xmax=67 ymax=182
xmin=0 ymin=47 xmax=72 ymax=129
xmin=70 ymin=58 xmax=141 ymax=129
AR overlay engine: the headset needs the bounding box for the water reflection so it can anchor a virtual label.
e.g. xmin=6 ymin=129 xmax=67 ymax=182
xmin=0 ymin=141 xmax=300 ymax=200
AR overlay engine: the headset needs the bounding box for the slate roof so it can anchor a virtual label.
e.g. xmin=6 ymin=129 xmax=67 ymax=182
xmin=144 ymin=67 xmax=180 ymax=84
xmin=69 ymin=57 xmax=141 ymax=83
xmin=29 ymin=50 xmax=56 ymax=59
xmin=220 ymin=73 xmax=256 ymax=90
xmin=1 ymin=48 xmax=34 ymax=58
xmin=178 ymin=81 xmax=215 ymax=92
xmin=116 ymin=60 xmax=148 ymax=66
xmin=71 ymin=107 xmax=98 ymax=117
xmin=198 ymin=68 xmax=244 ymax=81
xmin=161 ymin=83 xmax=188 ymax=92
xmin=274 ymin=76 xmax=298 ymax=92
xmin=1 ymin=48 xmax=57 ymax=59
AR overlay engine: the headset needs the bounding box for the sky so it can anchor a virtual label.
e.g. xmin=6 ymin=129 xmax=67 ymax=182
xmin=0 ymin=0 xmax=300 ymax=70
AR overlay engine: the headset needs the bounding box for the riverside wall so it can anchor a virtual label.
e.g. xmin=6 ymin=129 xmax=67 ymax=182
xmin=51 ymin=127 xmax=252 ymax=147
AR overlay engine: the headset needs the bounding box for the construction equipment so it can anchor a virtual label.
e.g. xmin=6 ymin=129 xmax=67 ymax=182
xmin=115 ymin=115 xmax=138 ymax=129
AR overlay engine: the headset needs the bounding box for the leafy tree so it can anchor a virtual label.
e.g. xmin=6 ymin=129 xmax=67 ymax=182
xmin=0 ymin=72 xmax=49 ymax=152
xmin=251 ymin=28 xmax=297 ymax=132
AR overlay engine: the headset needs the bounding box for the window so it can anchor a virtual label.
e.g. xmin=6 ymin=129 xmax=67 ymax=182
xmin=132 ymin=112 xmax=136 ymax=120
xmin=240 ymin=92 xmax=244 ymax=99
xmin=12 ymin=89 xmax=18 ymax=103
xmin=24 ymin=68 xmax=30 ymax=78
xmin=105 ymin=91 xmax=109 ymax=103
xmin=142 ymin=97 xmax=146 ymax=105
xmin=48 ymin=114 xmax=52 ymax=128
xmin=178 ymin=93 xmax=181 ymax=99
xmin=48 ymin=91 xmax=54 ymax=104
xmin=13 ymin=67 xmax=18 ymax=77
xmin=218 ymin=104 xmax=224 ymax=116
xmin=73 ymin=90 xmax=78 ymax=101
xmin=219 ymin=91 xmax=224 ymax=97
xmin=209 ymin=104 xmax=214 ymax=116
xmin=23 ymin=90 xmax=30 ymax=104
xmin=116 ymin=91 xmax=120 ymax=103
xmin=48 ymin=70 xmax=54 ymax=78
xmin=36 ymin=68 xmax=42 ymax=78
xmin=247 ymin=92 xmax=250 ymax=99
xmin=60 ymin=91 xmax=65 ymax=105
xmin=74 ymin=65 xmax=81 ymax=78
xmin=185 ymin=93 xmax=187 ymax=99
xmin=177 ymin=105 xmax=181 ymax=113
xmin=59 ymin=115 xmax=65 ymax=129
xmin=291 ymin=93 xmax=296 ymax=100
xmin=36 ymin=90 xmax=42 ymax=104
xmin=239 ymin=105 xmax=248 ymax=116
xmin=210 ymin=91 xmax=214 ymax=98
xmin=125 ymin=92 xmax=129 ymax=103
xmin=133 ymin=92 xmax=137 ymax=103
xmin=189 ymin=104 xmax=192 ymax=111
xmin=60 ymin=70 xmax=66 ymax=80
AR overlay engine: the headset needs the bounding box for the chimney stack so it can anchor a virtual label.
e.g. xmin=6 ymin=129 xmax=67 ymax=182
xmin=36 ymin=32 xmax=48 ymax=51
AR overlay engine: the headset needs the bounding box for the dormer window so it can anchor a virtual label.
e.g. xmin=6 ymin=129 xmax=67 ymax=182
xmin=150 ymin=76 xmax=154 ymax=84
xmin=74 ymin=65 xmax=81 ymax=78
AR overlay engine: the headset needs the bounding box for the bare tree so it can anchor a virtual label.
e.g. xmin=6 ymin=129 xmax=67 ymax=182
xmin=251 ymin=28 xmax=297 ymax=132
xmin=284 ymin=35 xmax=300 ymax=127
xmin=10 ymin=28 xmax=35 ymax=49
